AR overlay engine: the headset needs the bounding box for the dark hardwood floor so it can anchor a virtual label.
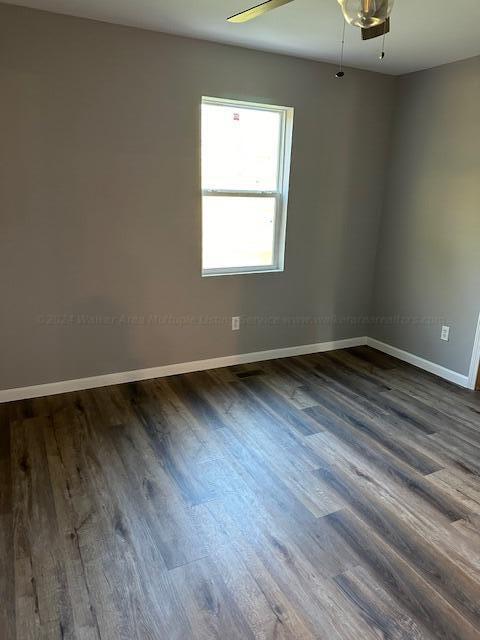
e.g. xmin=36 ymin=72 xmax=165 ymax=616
xmin=1 ymin=346 xmax=480 ymax=639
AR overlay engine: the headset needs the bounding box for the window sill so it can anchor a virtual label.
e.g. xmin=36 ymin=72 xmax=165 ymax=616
xmin=202 ymin=267 xmax=284 ymax=278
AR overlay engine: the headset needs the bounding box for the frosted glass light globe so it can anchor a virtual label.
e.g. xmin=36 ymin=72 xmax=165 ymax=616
xmin=337 ymin=0 xmax=394 ymax=28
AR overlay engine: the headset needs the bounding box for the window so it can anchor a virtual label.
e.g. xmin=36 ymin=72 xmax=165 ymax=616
xmin=201 ymin=97 xmax=294 ymax=276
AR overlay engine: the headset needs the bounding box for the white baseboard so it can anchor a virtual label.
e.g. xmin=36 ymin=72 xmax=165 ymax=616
xmin=0 ymin=336 xmax=366 ymax=403
xmin=2 ymin=334 xmax=475 ymax=403
xmin=366 ymin=337 xmax=470 ymax=389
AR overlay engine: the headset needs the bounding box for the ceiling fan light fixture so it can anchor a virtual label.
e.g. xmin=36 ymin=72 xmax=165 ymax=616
xmin=337 ymin=0 xmax=394 ymax=29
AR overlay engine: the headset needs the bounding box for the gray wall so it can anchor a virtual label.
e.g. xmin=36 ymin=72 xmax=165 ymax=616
xmin=0 ymin=3 xmax=396 ymax=390
xmin=372 ymin=56 xmax=480 ymax=375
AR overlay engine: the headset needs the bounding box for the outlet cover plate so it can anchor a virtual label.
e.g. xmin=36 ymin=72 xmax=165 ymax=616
xmin=441 ymin=326 xmax=450 ymax=342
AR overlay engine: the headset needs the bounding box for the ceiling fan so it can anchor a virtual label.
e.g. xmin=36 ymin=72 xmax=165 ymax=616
xmin=228 ymin=0 xmax=395 ymax=41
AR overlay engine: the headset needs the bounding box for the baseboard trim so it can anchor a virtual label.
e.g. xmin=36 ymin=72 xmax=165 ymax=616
xmin=3 ymin=334 xmax=474 ymax=403
xmin=366 ymin=337 xmax=470 ymax=389
xmin=0 ymin=336 xmax=367 ymax=403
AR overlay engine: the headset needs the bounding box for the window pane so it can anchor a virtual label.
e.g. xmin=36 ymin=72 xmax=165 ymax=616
xmin=202 ymin=103 xmax=281 ymax=191
xmin=203 ymin=196 xmax=276 ymax=270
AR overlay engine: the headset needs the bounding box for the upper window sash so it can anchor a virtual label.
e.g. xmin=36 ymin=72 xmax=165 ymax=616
xmin=201 ymin=97 xmax=286 ymax=193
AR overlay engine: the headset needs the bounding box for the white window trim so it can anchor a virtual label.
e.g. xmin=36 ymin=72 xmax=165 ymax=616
xmin=201 ymin=96 xmax=294 ymax=277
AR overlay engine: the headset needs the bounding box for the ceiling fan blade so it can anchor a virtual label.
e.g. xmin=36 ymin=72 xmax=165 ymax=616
xmin=361 ymin=17 xmax=390 ymax=40
xmin=227 ymin=0 xmax=295 ymax=24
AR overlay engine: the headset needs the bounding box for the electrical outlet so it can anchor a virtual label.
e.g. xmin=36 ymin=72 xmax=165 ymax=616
xmin=232 ymin=316 xmax=240 ymax=331
xmin=441 ymin=325 xmax=450 ymax=342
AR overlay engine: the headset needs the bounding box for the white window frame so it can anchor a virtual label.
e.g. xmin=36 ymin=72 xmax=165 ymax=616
xmin=201 ymin=96 xmax=294 ymax=277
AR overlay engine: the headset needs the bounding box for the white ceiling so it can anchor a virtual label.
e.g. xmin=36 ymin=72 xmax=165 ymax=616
xmin=5 ymin=0 xmax=480 ymax=75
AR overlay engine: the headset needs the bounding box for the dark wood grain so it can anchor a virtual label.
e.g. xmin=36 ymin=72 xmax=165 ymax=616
xmin=1 ymin=346 xmax=480 ymax=639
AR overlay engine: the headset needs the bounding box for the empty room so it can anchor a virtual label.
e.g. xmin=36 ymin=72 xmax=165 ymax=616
xmin=1 ymin=0 xmax=480 ymax=638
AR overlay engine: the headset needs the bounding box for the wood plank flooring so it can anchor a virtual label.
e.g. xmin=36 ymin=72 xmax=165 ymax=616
xmin=1 ymin=346 xmax=480 ymax=639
